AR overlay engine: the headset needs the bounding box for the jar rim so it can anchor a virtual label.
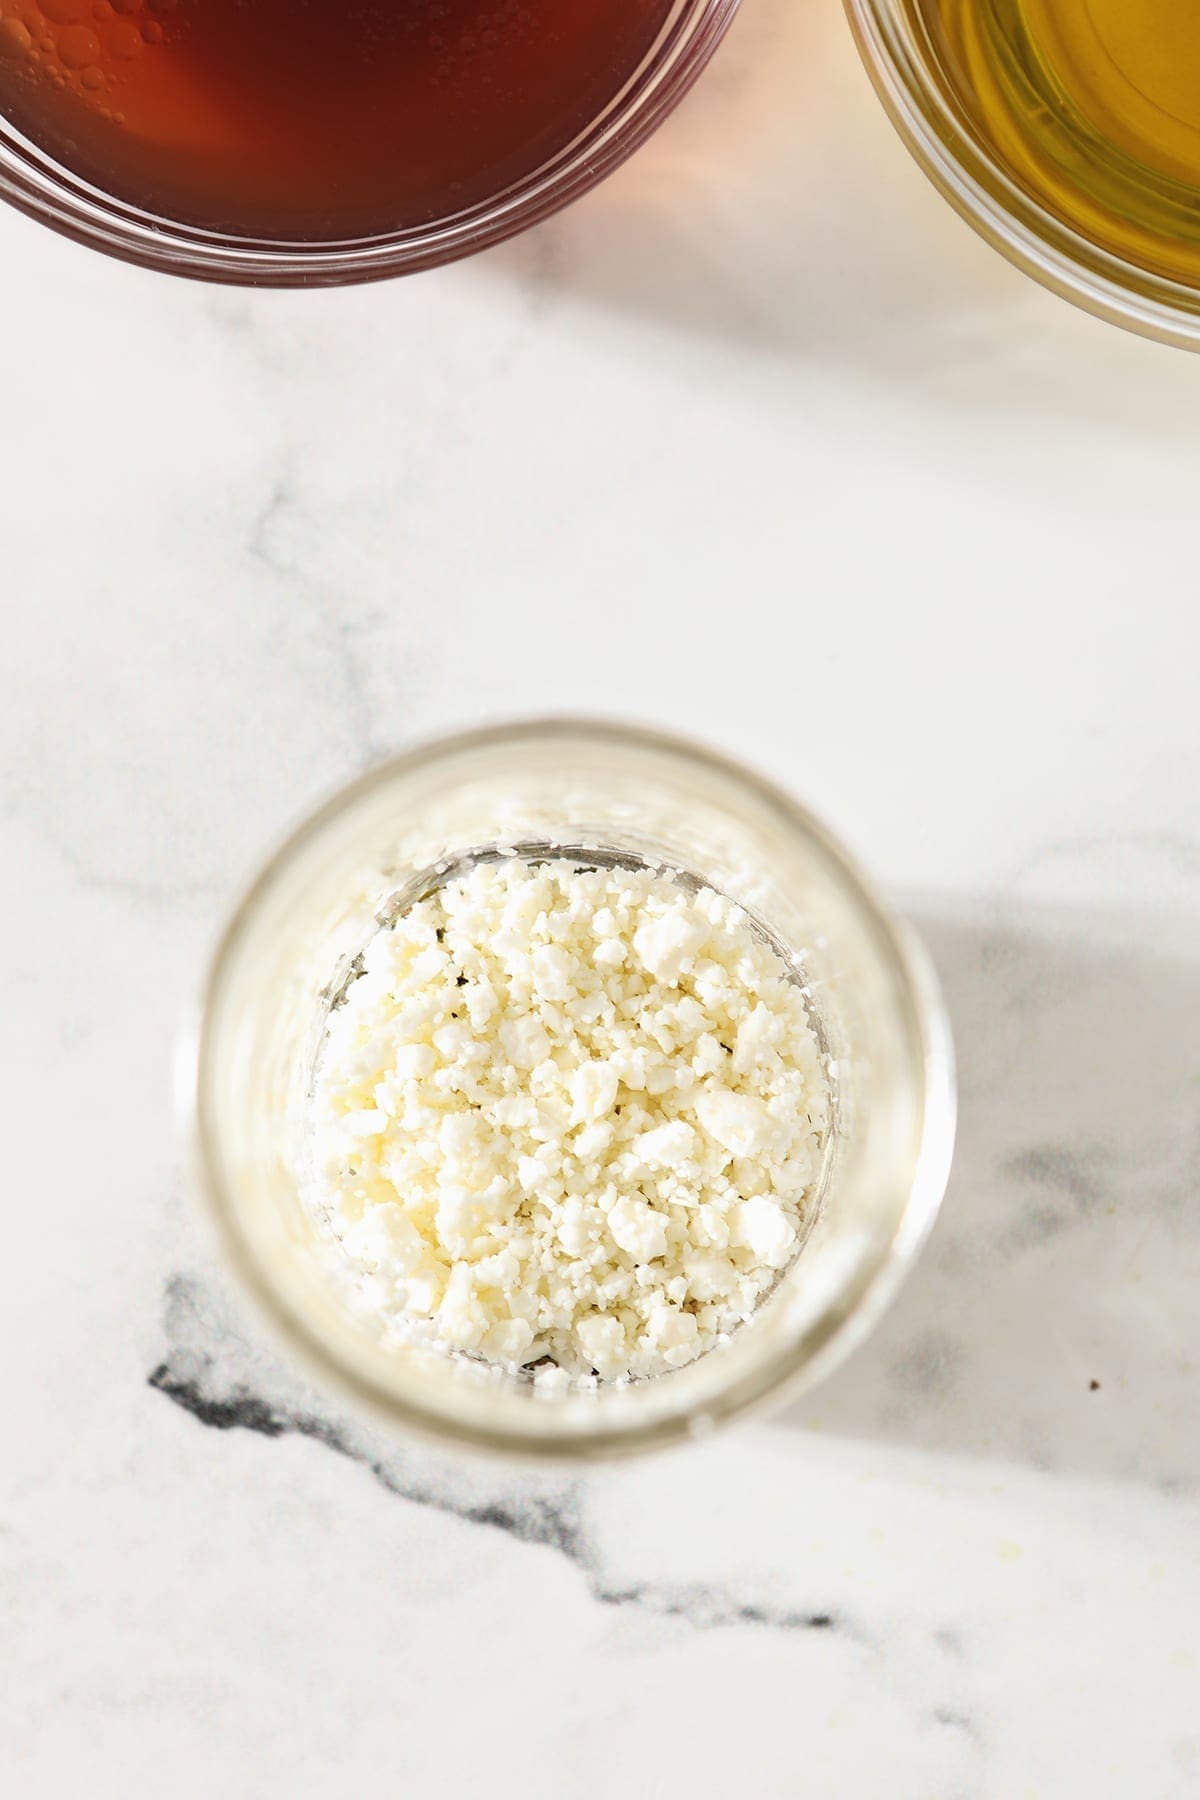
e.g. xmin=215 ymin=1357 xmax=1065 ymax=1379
xmin=185 ymin=718 xmax=957 ymax=1460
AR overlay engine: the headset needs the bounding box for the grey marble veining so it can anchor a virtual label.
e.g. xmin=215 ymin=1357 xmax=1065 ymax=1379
xmin=148 ymin=1271 xmax=843 ymax=1636
xmin=2 ymin=0 xmax=1199 ymax=1792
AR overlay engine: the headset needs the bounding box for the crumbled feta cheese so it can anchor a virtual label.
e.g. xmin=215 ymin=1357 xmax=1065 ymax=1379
xmin=569 ymin=1058 xmax=620 ymax=1124
xmin=731 ymin=1195 xmax=796 ymax=1270
xmin=576 ymin=1314 xmax=628 ymax=1380
xmin=607 ymin=1194 xmax=670 ymax=1262
xmin=695 ymin=1088 xmax=773 ymax=1159
xmin=632 ymin=906 xmax=709 ymax=982
xmin=313 ymin=858 xmax=829 ymax=1382
xmin=634 ymin=1120 xmax=697 ymax=1169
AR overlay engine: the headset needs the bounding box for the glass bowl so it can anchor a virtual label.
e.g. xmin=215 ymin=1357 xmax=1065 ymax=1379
xmin=0 ymin=0 xmax=740 ymax=286
xmin=183 ymin=720 xmax=956 ymax=1461
xmin=845 ymin=0 xmax=1200 ymax=349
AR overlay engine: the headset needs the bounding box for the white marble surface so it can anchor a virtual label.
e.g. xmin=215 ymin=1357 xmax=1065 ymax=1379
xmin=3 ymin=1 xmax=1199 ymax=1794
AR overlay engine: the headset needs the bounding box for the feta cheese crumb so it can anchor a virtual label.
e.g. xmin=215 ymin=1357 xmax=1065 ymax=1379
xmin=313 ymin=857 xmax=829 ymax=1382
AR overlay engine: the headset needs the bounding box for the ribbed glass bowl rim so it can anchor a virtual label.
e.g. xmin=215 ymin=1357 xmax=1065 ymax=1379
xmin=0 ymin=0 xmax=739 ymax=287
xmin=844 ymin=0 xmax=1200 ymax=350
xmin=184 ymin=718 xmax=957 ymax=1461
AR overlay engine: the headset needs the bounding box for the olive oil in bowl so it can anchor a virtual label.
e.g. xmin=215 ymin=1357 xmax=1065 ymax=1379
xmin=921 ymin=0 xmax=1200 ymax=290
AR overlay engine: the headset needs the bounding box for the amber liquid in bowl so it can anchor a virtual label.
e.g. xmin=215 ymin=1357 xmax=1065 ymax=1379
xmin=0 ymin=0 xmax=673 ymax=240
xmin=918 ymin=0 xmax=1200 ymax=289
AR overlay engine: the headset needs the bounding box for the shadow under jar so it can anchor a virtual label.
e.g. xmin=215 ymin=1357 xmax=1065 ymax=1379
xmin=846 ymin=0 xmax=1200 ymax=347
xmin=0 ymin=0 xmax=739 ymax=284
xmin=187 ymin=721 xmax=955 ymax=1460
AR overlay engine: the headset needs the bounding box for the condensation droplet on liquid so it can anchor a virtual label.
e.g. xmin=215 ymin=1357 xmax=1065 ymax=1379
xmin=107 ymin=18 xmax=139 ymax=57
xmin=58 ymin=21 xmax=100 ymax=65
xmin=0 ymin=15 xmax=33 ymax=54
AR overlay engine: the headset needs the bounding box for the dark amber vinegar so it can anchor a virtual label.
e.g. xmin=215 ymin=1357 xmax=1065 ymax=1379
xmin=0 ymin=0 xmax=675 ymax=239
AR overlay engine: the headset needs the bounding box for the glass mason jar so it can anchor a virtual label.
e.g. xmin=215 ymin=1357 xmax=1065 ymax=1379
xmin=186 ymin=721 xmax=955 ymax=1459
xmin=845 ymin=0 xmax=1200 ymax=349
xmin=0 ymin=0 xmax=740 ymax=286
